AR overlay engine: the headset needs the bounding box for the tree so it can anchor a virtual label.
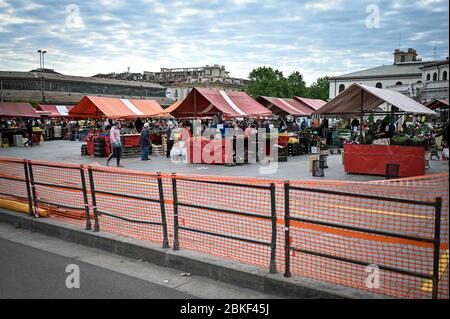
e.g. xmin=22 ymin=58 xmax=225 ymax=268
xmin=245 ymin=67 xmax=288 ymax=98
xmin=286 ymin=71 xmax=307 ymax=98
xmin=306 ymin=76 xmax=330 ymax=101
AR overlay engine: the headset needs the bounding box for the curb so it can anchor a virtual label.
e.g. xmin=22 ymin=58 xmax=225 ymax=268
xmin=0 ymin=209 xmax=384 ymax=299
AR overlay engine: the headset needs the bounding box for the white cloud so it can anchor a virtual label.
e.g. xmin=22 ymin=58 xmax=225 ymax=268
xmin=304 ymin=0 xmax=344 ymax=11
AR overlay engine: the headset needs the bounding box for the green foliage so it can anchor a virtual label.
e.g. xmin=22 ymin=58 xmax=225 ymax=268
xmin=246 ymin=67 xmax=329 ymax=100
xmin=306 ymin=76 xmax=330 ymax=100
xmin=286 ymin=71 xmax=306 ymax=98
xmin=245 ymin=66 xmax=289 ymax=98
xmin=390 ymin=135 xmax=410 ymax=146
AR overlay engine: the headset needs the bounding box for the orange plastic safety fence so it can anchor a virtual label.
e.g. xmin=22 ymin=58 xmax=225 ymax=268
xmin=286 ymin=177 xmax=448 ymax=299
xmin=0 ymin=158 xmax=28 ymax=201
xmin=88 ymin=166 xmax=167 ymax=246
xmin=0 ymin=157 xmax=447 ymax=299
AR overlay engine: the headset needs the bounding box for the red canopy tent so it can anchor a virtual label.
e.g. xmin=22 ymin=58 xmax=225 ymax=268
xmin=36 ymin=105 xmax=74 ymax=118
xmin=164 ymin=100 xmax=182 ymax=115
xmin=425 ymin=99 xmax=449 ymax=110
xmin=256 ymin=96 xmax=315 ymax=116
xmin=171 ymin=88 xmax=272 ymax=119
xmin=0 ymin=102 xmax=39 ymax=118
xmin=294 ymin=97 xmax=327 ymax=111
xmin=69 ymin=96 xmax=170 ymax=119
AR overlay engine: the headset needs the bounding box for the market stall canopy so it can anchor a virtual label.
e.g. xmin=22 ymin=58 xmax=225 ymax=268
xmin=69 ymin=96 xmax=170 ymax=119
xmin=0 ymin=102 xmax=40 ymax=118
xmin=164 ymin=100 xmax=182 ymax=114
xmin=256 ymin=96 xmax=315 ymax=116
xmin=294 ymin=97 xmax=326 ymax=111
xmin=171 ymin=88 xmax=272 ymax=118
xmin=37 ymin=104 xmax=74 ymax=117
xmin=425 ymin=99 xmax=449 ymax=110
xmin=313 ymin=83 xmax=436 ymax=116
xmin=36 ymin=110 xmax=52 ymax=117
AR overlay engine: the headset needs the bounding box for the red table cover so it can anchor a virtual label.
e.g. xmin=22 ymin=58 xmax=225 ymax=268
xmin=186 ymin=138 xmax=233 ymax=164
xmin=344 ymin=144 xmax=425 ymax=177
xmin=86 ymin=135 xmax=111 ymax=157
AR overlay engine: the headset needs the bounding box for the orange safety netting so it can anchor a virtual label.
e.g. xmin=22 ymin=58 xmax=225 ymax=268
xmin=0 ymin=157 xmax=447 ymax=299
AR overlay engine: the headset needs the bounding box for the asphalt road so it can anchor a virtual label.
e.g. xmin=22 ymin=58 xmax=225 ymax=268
xmin=0 ymin=238 xmax=195 ymax=299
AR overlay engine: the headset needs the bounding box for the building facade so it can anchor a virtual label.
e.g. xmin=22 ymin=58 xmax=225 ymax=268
xmin=144 ymin=65 xmax=248 ymax=101
xmin=0 ymin=69 xmax=171 ymax=106
xmin=328 ymin=48 xmax=449 ymax=106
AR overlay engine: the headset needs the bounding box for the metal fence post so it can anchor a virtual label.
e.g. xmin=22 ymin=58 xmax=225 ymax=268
xmin=27 ymin=161 xmax=39 ymax=218
xmin=171 ymin=173 xmax=179 ymax=251
xmin=80 ymin=165 xmax=91 ymax=230
xmin=432 ymin=197 xmax=442 ymax=299
xmin=87 ymin=167 xmax=100 ymax=232
xmin=157 ymin=172 xmax=169 ymax=249
xmin=23 ymin=160 xmax=33 ymax=216
xmin=284 ymin=181 xmax=291 ymax=278
xmin=269 ymin=183 xmax=277 ymax=274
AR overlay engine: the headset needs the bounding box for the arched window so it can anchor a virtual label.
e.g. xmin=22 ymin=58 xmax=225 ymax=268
xmin=395 ymin=81 xmax=403 ymax=86
xmin=443 ymin=71 xmax=448 ymax=81
xmin=426 ymin=73 xmax=431 ymax=81
xmin=433 ymin=72 xmax=437 ymax=81
xmin=375 ymin=82 xmax=382 ymax=88
xmin=338 ymin=84 xmax=345 ymax=93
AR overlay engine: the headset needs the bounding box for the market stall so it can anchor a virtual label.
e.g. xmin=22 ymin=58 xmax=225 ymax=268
xmin=257 ymin=96 xmax=326 ymax=157
xmin=313 ymin=83 xmax=436 ymax=177
xmin=36 ymin=105 xmax=74 ymax=140
xmin=171 ymin=88 xmax=272 ymax=164
xmin=0 ymin=102 xmax=40 ymax=147
xmin=70 ymin=96 xmax=171 ymax=157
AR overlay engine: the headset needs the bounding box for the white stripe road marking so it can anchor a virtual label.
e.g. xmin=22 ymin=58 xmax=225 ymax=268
xmin=219 ymin=90 xmax=246 ymax=116
xmin=55 ymin=105 xmax=69 ymax=115
xmin=120 ymin=99 xmax=144 ymax=116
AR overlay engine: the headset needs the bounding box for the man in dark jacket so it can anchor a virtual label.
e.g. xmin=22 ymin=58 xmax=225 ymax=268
xmin=25 ymin=119 xmax=34 ymax=147
xmin=135 ymin=118 xmax=143 ymax=133
xmin=140 ymin=122 xmax=151 ymax=161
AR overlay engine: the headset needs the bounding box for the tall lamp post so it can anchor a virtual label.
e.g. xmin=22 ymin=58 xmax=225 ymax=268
xmin=37 ymin=49 xmax=47 ymax=103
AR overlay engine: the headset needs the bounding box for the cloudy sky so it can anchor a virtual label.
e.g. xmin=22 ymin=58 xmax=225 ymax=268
xmin=0 ymin=0 xmax=448 ymax=84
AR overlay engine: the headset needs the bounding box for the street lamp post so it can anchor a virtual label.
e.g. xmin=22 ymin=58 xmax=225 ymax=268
xmin=37 ymin=49 xmax=47 ymax=103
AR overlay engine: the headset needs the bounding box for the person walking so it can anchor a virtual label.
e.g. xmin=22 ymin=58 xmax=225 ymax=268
xmin=106 ymin=121 xmax=123 ymax=167
xmin=166 ymin=124 xmax=174 ymax=158
xmin=140 ymin=122 xmax=151 ymax=161
xmin=25 ymin=119 xmax=34 ymax=147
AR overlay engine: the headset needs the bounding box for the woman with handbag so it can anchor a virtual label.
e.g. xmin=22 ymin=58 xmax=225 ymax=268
xmin=106 ymin=121 xmax=124 ymax=167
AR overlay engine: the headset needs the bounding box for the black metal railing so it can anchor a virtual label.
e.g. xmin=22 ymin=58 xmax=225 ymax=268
xmin=283 ymin=182 xmax=443 ymax=299
xmin=171 ymin=174 xmax=278 ymax=273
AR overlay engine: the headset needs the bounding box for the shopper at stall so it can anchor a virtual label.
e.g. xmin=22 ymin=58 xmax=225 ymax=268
xmin=320 ymin=118 xmax=329 ymax=144
xmin=106 ymin=121 xmax=124 ymax=167
xmin=300 ymin=118 xmax=308 ymax=130
xmin=135 ymin=118 xmax=143 ymax=133
xmin=140 ymin=122 xmax=152 ymax=161
xmin=24 ymin=119 xmax=34 ymax=147
xmin=166 ymin=124 xmax=175 ymax=158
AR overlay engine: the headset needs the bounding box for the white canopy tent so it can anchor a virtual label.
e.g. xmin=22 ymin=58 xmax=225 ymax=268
xmin=313 ymin=83 xmax=436 ymax=142
xmin=314 ymin=83 xmax=436 ymax=117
